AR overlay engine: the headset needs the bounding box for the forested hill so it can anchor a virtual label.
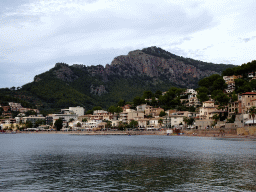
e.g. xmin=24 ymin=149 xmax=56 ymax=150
xmin=1 ymin=46 xmax=236 ymax=113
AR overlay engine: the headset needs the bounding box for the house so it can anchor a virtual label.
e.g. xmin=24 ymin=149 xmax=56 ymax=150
xmin=223 ymin=75 xmax=241 ymax=93
xmin=228 ymin=100 xmax=242 ymax=118
xmin=8 ymin=102 xmax=22 ymax=111
xmin=145 ymin=106 xmax=164 ymax=117
xmin=49 ymin=113 xmax=78 ymax=125
xmin=119 ymin=111 xmax=144 ymax=123
xmin=137 ymin=118 xmax=150 ymax=128
xmin=169 ymin=113 xmax=185 ymax=128
xmin=136 ymin=104 xmax=147 ymax=112
xmin=23 ymin=115 xmax=45 ymax=127
xmin=80 ymin=111 xmax=113 ymax=122
xmin=121 ymin=104 xmax=131 ymax=112
xmin=188 ymin=96 xmax=200 ymax=107
xmin=69 ymin=106 xmax=85 ymax=116
xmin=147 ymin=117 xmax=162 ymax=130
xmin=82 ymin=119 xmax=105 ymax=130
xmin=198 ymin=101 xmax=218 ymax=120
xmin=241 ymin=92 xmax=256 ymax=113
xmin=186 ymin=89 xmax=197 ymax=94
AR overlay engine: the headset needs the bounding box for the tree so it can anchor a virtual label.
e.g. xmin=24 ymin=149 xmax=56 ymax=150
xmin=158 ymin=119 xmax=163 ymax=127
xmin=0 ymin=107 xmax=3 ymax=116
xmin=82 ymin=118 xmax=87 ymax=122
xmin=25 ymin=121 xmax=33 ymax=128
xmin=187 ymin=117 xmax=195 ymax=126
xmin=133 ymin=96 xmax=144 ymax=106
xmin=129 ymin=120 xmax=138 ymax=128
xmin=108 ymin=106 xmax=123 ymax=113
xmin=183 ymin=117 xmax=189 ymax=128
xmin=118 ymin=99 xmax=125 ymax=107
xmin=118 ymin=122 xmax=125 ymax=131
xmin=159 ymin=111 xmax=166 ymax=117
xmin=143 ymin=91 xmax=153 ymax=99
xmin=250 ymin=79 xmax=256 ymax=90
xmin=86 ymin=110 xmax=93 ymax=114
xmin=222 ymin=68 xmax=234 ymax=76
xmin=155 ymin=90 xmax=162 ymax=98
xmin=25 ymin=110 xmax=37 ymax=116
xmin=77 ymin=122 xmax=81 ymax=127
xmin=116 ymin=106 xmax=123 ymax=113
xmin=212 ymin=78 xmax=227 ymax=91
xmin=215 ymin=92 xmax=230 ymax=106
xmin=249 ymin=106 xmax=256 ymax=125
xmin=197 ymin=92 xmax=209 ymax=102
xmin=93 ymin=106 xmax=102 ymax=111
xmin=188 ymin=106 xmax=196 ymax=112
xmin=54 ymin=118 xmax=63 ymax=131
xmin=212 ymin=114 xmax=220 ymax=126
xmin=35 ymin=119 xmax=46 ymax=127
xmin=231 ymin=92 xmax=238 ymax=102
xmin=105 ymin=121 xmax=112 ymax=128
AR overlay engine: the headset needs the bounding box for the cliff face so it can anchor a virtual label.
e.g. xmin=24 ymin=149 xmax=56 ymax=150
xmin=25 ymin=46 xmax=235 ymax=109
xmin=36 ymin=47 xmax=234 ymax=89
xmin=109 ymin=49 xmax=217 ymax=87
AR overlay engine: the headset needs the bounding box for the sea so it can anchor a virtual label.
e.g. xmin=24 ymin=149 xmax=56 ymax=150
xmin=0 ymin=134 xmax=255 ymax=191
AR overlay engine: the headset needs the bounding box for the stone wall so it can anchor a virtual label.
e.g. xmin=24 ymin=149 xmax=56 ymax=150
xmin=237 ymin=127 xmax=256 ymax=135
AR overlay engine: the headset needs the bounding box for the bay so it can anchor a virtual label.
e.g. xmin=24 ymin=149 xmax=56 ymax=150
xmin=0 ymin=134 xmax=255 ymax=191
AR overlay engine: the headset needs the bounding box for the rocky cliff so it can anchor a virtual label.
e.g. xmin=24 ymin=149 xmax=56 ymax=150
xmin=22 ymin=46 xmax=235 ymax=110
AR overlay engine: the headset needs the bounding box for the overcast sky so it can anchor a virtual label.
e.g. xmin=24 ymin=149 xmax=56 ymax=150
xmin=1 ymin=0 xmax=256 ymax=88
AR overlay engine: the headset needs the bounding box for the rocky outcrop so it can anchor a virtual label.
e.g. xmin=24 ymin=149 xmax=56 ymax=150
xmin=54 ymin=63 xmax=78 ymax=82
xmin=90 ymin=85 xmax=107 ymax=96
xmin=109 ymin=48 xmax=218 ymax=87
xmin=34 ymin=47 xmax=234 ymax=94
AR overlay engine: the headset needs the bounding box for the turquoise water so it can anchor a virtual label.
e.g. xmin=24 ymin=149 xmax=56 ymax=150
xmin=0 ymin=134 xmax=255 ymax=191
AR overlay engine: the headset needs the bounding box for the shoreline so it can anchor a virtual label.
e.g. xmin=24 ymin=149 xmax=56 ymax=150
xmin=1 ymin=130 xmax=256 ymax=140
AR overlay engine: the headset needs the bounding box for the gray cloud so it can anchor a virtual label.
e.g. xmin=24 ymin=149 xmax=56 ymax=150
xmin=0 ymin=0 xmax=256 ymax=87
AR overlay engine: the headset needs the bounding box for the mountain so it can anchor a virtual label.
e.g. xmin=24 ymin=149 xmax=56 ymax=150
xmin=1 ymin=46 xmax=236 ymax=113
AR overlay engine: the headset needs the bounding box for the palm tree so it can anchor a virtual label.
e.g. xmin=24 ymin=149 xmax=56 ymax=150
xmin=249 ymin=106 xmax=256 ymax=125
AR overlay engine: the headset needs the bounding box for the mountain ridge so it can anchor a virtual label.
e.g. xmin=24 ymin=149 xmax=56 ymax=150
xmin=4 ymin=46 xmax=236 ymax=112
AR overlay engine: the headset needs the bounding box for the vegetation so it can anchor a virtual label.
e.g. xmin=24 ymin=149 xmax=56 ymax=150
xmin=54 ymin=118 xmax=63 ymax=131
xmin=249 ymin=106 xmax=256 ymax=125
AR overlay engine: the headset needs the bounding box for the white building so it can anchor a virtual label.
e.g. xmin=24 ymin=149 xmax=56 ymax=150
xmin=50 ymin=114 xmax=78 ymax=125
xmin=69 ymin=106 xmax=85 ymax=116
xmin=61 ymin=106 xmax=85 ymax=116
xmin=136 ymin=104 xmax=147 ymax=112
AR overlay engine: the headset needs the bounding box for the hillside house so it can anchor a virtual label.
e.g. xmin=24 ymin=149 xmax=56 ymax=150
xmin=145 ymin=106 xmax=164 ymax=117
xmin=198 ymin=101 xmax=218 ymax=120
xmin=241 ymin=92 xmax=256 ymax=113
xmin=136 ymin=104 xmax=147 ymax=112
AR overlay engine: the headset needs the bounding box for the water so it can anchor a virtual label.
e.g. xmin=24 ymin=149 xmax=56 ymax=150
xmin=0 ymin=134 xmax=255 ymax=191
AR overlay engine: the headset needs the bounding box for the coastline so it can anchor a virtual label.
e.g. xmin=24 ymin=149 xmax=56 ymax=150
xmin=2 ymin=130 xmax=256 ymax=140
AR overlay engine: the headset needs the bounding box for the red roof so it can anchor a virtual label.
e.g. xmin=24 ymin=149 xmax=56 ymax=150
xmin=242 ymin=92 xmax=256 ymax=95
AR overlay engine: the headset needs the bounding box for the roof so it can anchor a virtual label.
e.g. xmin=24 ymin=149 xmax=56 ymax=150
xmin=242 ymin=92 xmax=256 ymax=95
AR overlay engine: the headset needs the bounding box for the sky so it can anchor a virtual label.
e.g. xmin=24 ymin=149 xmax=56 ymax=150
xmin=0 ymin=0 xmax=256 ymax=88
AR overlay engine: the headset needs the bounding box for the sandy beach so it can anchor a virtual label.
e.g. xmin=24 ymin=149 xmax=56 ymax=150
xmin=2 ymin=129 xmax=256 ymax=140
